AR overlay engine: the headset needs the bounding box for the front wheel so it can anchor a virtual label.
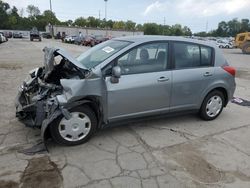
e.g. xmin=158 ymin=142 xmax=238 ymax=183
xmin=50 ymin=106 xmax=97 ymax=146
xmin=199 ymin=91 xmax=225 ymax=121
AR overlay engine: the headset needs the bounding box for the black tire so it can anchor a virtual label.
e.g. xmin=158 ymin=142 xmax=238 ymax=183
xmin=199 ymin=90 xmax=225 ymax=121
xmin=50 ymin=105 xmax=97 ymax=146
xmin=242 ymin=42 xmax=250 ymax=54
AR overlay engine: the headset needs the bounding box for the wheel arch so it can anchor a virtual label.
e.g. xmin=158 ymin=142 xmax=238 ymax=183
xmin=42 ymin=95 xmax=104 ymax=142
xmin=202 ymin=87 xmax=228 ymax=108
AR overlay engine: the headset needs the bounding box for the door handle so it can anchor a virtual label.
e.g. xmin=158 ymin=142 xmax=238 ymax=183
xmin=157 ymin=77 xmax=169 ymax=82
xmin=203 ymin=72 xmax=213 ymax=77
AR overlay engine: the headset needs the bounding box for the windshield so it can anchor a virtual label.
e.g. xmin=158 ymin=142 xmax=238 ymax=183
xmin=77 ymin=40 xmax=131 ymax=69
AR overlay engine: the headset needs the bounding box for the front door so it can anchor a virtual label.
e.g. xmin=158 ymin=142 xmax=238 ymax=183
xmin=105 ymin=42 xmax=172 ymax=121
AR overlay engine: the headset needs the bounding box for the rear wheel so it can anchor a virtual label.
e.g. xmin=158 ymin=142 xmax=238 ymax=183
xmin=50 ymin=106 xmax=97 ymax=146
xmin=242 ymin=42 xmax=250 ymax=54
xmin=199 ymin=90 xmax=225 ymax=121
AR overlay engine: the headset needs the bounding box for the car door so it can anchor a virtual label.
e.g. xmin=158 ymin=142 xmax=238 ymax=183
xmin=105 ymin=42 xmax=172 ymax=121
xmin=170 ymin=42 xmax=215 ymax=111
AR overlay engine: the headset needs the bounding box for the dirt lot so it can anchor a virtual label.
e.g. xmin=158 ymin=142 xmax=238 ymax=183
xmin=0 ymin=38 xmax=250 ymax=188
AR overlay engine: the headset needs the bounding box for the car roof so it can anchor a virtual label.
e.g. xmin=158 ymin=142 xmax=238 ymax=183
xmin=114 ymin=35 xmax=217 ymax=48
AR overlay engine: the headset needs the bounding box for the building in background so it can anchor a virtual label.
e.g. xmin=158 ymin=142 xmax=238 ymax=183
xmin=46 ymin=25 xmax=143 ymax=38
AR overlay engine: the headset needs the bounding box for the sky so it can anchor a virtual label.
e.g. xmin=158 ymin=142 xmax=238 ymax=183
xmin=4 ymin=0 xmax=250 ymax=33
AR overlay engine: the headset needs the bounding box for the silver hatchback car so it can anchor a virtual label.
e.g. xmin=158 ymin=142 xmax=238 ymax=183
xmin=16 ymin=36 xmax=236 ymax=145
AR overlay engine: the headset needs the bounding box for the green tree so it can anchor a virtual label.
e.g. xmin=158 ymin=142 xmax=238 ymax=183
xmin=171 ymin=24 xmax=183 ymax=36
xmin=26 ymin=5 xmax=40 ymax=18
xmin=113 ymin=21 xmax=126 ymax=30
xmin=0 ymin=0 xmax=10 ymax=28
xmin=43 ymin=10 xmax=59 ymax=25
xmin=136 ymin=24 xmax=143 ymax=31
xmin=125 ymin=20 xmax=136 ymax=31
xmin=240 ymin=19 xmax=249 ymax=32
xmin=86 ymin=16 xmax=99 ymax=27
xmin=143 ymin=23 xmax=159 ymax=35
xmin=182 ymin=26 xmax=192 ymax=36
xmin=74 ymin=17 xmax=87 ymax=27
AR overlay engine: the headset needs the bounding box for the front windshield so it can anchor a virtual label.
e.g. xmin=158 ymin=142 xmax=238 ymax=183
xmin=77 ymin=40 xmax=131 ymax=69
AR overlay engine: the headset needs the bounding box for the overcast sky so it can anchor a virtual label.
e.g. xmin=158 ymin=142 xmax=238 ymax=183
xmin=4 ymin=0 xmax=250 ymax=32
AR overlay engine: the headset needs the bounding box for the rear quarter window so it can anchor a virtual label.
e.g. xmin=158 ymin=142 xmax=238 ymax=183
xmin=200 ymin=46 xmax=213 ymax=66
xmin=173 ymin=42 xmax=213 ymax=69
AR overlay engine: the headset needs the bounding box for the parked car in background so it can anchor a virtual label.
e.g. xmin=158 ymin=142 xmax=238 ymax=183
xmin=0 ymin=33 xmax=7 ymax=43
xmin=74 ymin=36 xmax=85 ymax=45
xmin=55 ymin=32 xmax=62 ymax=39
xmin=83 ymin=35 xmax=109 ymax=47
xmin=61 ymin=32 xmax=66 ymax=42
xmin=30 ymin=27 xmax=41 ymax=41
xmin=16 ymin=36 xmax=236 ymax=146
xmin=42 ymin=32 xmax=52 ymax=39
xmin=64 ymin=35 xmax=78 ymax=43
xmin=216 ymin=40 xmax=233 ymax=49
xmin=82 ymin=35 xmax=95 ymax=46
xmin=13 ymin=32 xmax=23 ymax=38
xmin=2 ymin=31 xmax=12 ymax=38
xmin=94 ymin=35 xmax=109 ymax=44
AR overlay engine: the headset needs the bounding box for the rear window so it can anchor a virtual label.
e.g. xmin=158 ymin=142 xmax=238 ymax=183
xmin=173 ymin=42 xmax=213 ymax=69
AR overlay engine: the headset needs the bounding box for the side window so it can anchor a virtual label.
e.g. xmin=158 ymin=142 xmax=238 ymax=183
xmin=174 ymin=43 xmax=201 ymax=69
xmin=117 ymin=42 xmax=168 ymax=75
xmin=200 ymin=46 xmax=212 ymax=66
xmin=239 ymin=36 xmax=245 ymax=41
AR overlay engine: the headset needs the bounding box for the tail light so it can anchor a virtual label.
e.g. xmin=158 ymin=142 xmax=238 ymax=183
xmin=222 ymin=66 xmax=236 ymax=76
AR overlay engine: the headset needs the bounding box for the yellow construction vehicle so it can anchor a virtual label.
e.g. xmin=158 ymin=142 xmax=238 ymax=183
xmin=234 ymin=32 xmax=250 ymax=54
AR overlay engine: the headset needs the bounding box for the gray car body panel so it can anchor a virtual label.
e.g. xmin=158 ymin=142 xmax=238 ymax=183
xmin=16 ymin=36 xmax=236 ymax=141
xmin=56 ymin=36 xmax=235 ymax=122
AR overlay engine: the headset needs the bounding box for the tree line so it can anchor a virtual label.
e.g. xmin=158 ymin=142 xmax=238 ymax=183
xmin=195 ymin=18 xmax=250 ymax=37
xmin=0 ymin=0 xmax=192 ymax=36
xmin=1 ymin=0 xmax=249 ymax=37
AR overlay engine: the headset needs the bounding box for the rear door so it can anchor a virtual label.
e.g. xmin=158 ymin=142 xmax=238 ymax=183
xmin=105 ymin=42 xmax=172 ymax=121
xmin=170 ymin=42 xmax=215 ymax=111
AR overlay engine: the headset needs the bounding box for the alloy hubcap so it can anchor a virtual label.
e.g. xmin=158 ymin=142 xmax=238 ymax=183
xmin=58 ymin=112 xmax=91 ymax=142
xmin=206 ymin=95 xmax=222 ymax=118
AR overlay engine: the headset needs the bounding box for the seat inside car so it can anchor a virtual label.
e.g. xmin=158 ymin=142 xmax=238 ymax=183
xmin=140 ymin=48 xmax=149 ymax=63
xmin=157 ymin=51 xmax=166 ymax=63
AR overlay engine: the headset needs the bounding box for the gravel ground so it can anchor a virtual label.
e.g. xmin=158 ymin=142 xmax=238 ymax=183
xmin=0 ymin=38 xmax=250 ymax=188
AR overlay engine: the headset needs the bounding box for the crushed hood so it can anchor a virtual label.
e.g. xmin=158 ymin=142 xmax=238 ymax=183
xmin=43 ymin=47 xmax=88 ymax=72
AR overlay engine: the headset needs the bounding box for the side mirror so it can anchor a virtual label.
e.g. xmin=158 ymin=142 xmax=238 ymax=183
xmin=110 ymin=66 xmax=121 ymax=83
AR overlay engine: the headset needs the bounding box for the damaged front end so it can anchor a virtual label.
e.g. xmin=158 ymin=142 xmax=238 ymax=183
xmin=15 ymin=47 xmax=88 ymax=133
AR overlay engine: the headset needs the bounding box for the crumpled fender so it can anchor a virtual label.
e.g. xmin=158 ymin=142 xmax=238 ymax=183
xmin=41 ymin=109 xmax=62 ymax=141
xmin=41 ymin=99 xmax=96 ymax=141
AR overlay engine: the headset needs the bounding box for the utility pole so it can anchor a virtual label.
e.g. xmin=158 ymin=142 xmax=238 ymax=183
xmin=49 ymin=0 xmax=54 ymax=37
xmin=163 ymin=17 xmax=166 ymax=35
xmin=49 ymin=0 xmax=52 ymax=11
xmin=99 ymin=10 xmax=101 ymax=20
xmin=104 ymin=0 xmax=108 ymax=21
xmin=206 ymin=20 xmax=208 ymax=33
xmin=104 ymin=0 xmax=108 ymax=36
